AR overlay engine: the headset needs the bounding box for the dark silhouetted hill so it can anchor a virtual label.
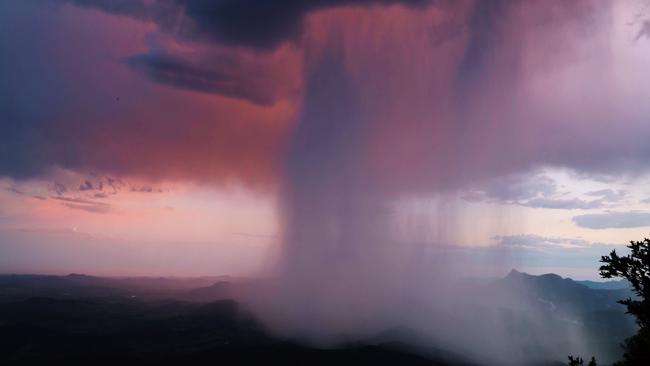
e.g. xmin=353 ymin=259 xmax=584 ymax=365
xmin=0 ymin=271 xmax=637 ymax=365
xmin=0 ymin=295 xmax=471 ymax=365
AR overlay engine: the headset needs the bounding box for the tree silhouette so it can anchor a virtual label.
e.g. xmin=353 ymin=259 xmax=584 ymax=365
xmin=599 ymin=237 xmax=650 ymax=365
xmin=568 ymin=355 xmax=596 ymax=366
xmin=568 ymin=355 xmax=584 ymax=366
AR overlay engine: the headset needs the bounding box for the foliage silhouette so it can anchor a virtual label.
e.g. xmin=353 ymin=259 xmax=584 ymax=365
xmin=599 ymin=237 xmax=650 ymax=365
xmin=568 ymin=355 xmax=596 ymax=366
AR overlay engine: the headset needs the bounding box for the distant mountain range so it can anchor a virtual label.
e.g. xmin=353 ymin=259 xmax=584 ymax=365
xmin=575 ymin=279 xmax=630 ymax=290
xmin=0 ymin=273 xmax=237 ymax=302
xmin=0 ymin=271 xmax=638 ymax=365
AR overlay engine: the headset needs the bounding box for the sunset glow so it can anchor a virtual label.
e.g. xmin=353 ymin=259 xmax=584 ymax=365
xmin=2 ymin=0 xmax=650 ymax=281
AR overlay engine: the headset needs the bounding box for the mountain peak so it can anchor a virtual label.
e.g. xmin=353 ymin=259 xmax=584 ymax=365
xmin=505 ymin=269 xmax=528 ymax=280
xmin=505 ymin=270 xmax=567 ymax=283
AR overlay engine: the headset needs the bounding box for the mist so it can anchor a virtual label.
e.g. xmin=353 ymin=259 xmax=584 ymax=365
xmin=251 ymin=1 xmax=649 ymax=365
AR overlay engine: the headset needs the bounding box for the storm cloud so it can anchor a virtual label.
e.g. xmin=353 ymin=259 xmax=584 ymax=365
xmin=45 ymin=0 xmax=429 ymax=49
xmin=3 ymin=2 xmax=650 ymax=363
xmin=125 ymin=51 xmax=280 ymax=105
xmin=3 ymin=0 xmax=650 ymax=193
xmin=42 ymin=0 xmax=149 ymax=19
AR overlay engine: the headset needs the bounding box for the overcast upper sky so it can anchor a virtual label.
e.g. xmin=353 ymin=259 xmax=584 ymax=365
xmin=1 ymin=0 xmax=650 ymax=280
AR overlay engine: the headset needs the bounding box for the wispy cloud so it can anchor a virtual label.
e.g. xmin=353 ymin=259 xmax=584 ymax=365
xmin=9 ymin=226 xmax=96 ymax=239
xmin=635 ymin=20 xmax=650 ymax=41
xmin=523 ymin=197 xmax=603 ymax=210
xmin=5 ymin=186 xmax=48 ymax=201
xmin=491 ymin=234 xmax=625 ymax=277
xmin=585 ymin=189 xmax=625 ymax=202
xmin=462 ymin=172 xmax=606 ymax=210
xmin=573 ymin=211 xmax=650 ymax=229
xmin=51 ymin=196 xmax=113 ymax=214
xmin=60 ymin=202 xmax=112 ymax=214
xmin=493 ymin=234 xmax=592 ymax=249
xmin=5 ymin=187 xmax=25 ymax=195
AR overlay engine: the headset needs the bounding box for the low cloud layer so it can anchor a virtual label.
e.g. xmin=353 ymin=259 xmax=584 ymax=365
xmin=585 ymin=189 xmax=625 ymax=202
xmin=462 ymin=171 xmax=613 ymax=210
xmin=572 ymin=211 xmax=650 ymax=229
xmin=493 ymin=234 xmax=615 ymax=249
xmin=524 ymin=197 xmax=603 ymax=210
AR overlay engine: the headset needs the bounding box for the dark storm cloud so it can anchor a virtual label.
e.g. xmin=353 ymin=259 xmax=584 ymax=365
xmin=125 ymin=52 xmax=277 ymax=105
xmin=45 ymin=0 xmax=149 ymax=18
xmin=48 ymin=0 xmax=429 ymax=50
xmin=0 ymin=0 xmax=428 ymax=181
xmin=173 ymin=0 xmax=430 ymax=49
xmin=453 ymin=0 xmax=506 ymax=99
xmin=0 ymin=1 xmax=290 ymax=183
xmin=4 ymin=0 xmax=649 ymax=190
xmin=0 ymin=3 xmax=66 ymax=180
xmin=573 ymin=211 xmax=650 ymax=229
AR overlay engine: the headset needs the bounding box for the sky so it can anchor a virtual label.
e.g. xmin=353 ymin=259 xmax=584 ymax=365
xmin=1 ymin=0 xmax=650 ymax=280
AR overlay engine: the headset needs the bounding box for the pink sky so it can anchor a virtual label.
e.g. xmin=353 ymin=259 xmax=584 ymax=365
xmin=2 ymin=1 xmax=650 ymax=279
